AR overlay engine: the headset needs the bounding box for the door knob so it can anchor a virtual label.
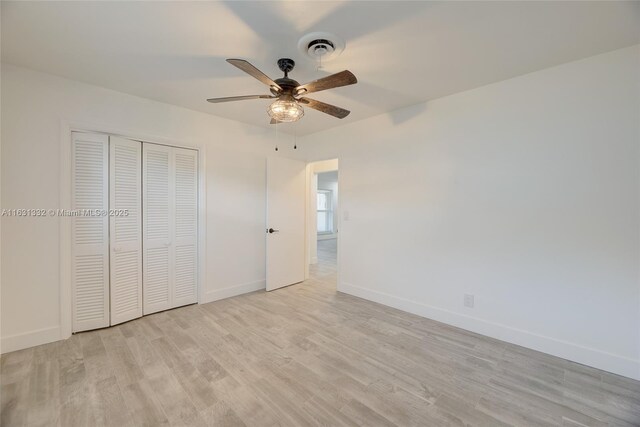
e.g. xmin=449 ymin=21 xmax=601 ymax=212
xmin=267 ymin=228 xmax=279 ymax=234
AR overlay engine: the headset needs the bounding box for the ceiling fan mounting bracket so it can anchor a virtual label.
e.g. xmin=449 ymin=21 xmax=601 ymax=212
xmin=277 ymin=58 xmax=295 ymax=77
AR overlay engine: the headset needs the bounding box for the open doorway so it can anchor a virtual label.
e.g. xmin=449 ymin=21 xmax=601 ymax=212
xmin=307 ymin=160 xmax=338 ymax=289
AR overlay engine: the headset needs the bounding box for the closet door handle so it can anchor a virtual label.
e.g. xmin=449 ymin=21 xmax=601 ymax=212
xmin=113 ymin=246 xmax=122 ymax=253
xmin=164 ymin=241 xmax=171 ymax=247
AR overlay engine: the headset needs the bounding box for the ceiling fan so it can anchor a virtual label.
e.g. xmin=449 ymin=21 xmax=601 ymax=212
xmin=207 ymin=58 xmax=357 ymax=123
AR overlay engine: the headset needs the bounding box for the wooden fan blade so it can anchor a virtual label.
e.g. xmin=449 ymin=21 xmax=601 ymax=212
xmin=269 ymin=119 xmax=282 ymax=125
xmin=227 ymin=59 xmax=282 ymax=90
xmin=296 ymin=70 xmax=357 ymax=95
xmin=298 ymin=97 xmax=350 ymax=119
xmin=207 ymin=95 xmax=274 ymax=103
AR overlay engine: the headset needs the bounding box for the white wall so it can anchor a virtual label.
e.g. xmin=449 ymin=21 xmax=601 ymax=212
xmin=0 ymin=63 xmax=300 ymax=353
xmin=300 ymin=45 xmax=640 ymax=380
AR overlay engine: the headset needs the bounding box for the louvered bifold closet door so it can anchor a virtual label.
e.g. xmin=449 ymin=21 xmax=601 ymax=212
xmin=109 ymin=136 xmax=143 ymax=325
xmin=71 ymin=132 xmax=110 ymax=332
xmin=172 ymin=147 xmax=198 ymax=307
xmin=142 ymin=144 xmax=172 ymax=315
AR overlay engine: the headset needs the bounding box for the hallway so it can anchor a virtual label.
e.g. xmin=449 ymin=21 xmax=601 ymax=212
xmin=309 ymin=238 xmax=337 ymax=288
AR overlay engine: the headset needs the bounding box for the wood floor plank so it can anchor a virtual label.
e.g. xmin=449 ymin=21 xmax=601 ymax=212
xmin=150 ymin=337 xmax=218 ymax=411
xmin=25 ymin=359 xmax=60 ymax=426
xmin=198 ymin=400 xmax=246 ymax=427
xmin=1 ymin=348 xmax=34 ymax=386
xmin=99 ymin=328 xmax=145 ymax=388
xmin=1 ymin=379 xmax=29 ymax=427
xmin=88 ymin=375 xmax=132 ymax=427
xmin=339 ymin=398 xmax=396 ymax=427
xmin=147 ymin=372 xmax=206 ymax=427
xmin=121 ymin=379 xmax=169 ymax=427
xmin=212 ymin=386 xmax=282 ymax=426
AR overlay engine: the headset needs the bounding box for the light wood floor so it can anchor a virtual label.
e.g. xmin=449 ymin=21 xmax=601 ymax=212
xmin=2 ymin=238 xmax=639 ymax=426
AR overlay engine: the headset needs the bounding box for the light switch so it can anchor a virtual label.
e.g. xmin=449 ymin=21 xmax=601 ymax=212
xmin=343 ymin=210 xmax=349 ymax=221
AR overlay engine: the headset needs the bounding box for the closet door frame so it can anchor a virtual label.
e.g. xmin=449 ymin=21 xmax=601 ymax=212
xmin=60 ymin=123 xmax=205 ymax=341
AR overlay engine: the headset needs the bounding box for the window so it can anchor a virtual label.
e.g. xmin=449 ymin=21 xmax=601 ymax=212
xmin=317 ymin=190 xmax=333 ymax=234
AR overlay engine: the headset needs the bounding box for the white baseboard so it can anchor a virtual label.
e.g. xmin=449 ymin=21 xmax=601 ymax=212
xmin=201 ymin=280 xmax=265 ymax=304
xmin=338 ymin=282 xmax=640 ymax=381
xmin=1 ymin=281 xmax=266 ymax=354
xmin=1 ymin=326 xmax=61 ymax=354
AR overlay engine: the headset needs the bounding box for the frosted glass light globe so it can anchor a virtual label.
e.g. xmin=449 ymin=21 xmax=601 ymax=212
xmin=267 ymin=96 xmax=304 ymax=123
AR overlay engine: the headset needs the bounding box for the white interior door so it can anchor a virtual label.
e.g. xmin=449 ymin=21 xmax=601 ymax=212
xmin=143 ymin=144 xmax=198 ymax=314
xmin=142 ymin=143 xmax=172 ymax=315
xmin=109 ymin=136 xmax=143 ymax=325
xmin=266 ymin=156 xmax=306 ymax=291
xmin=172 ymin=147 xmax=198 ymax=307
xmin=71 ymin=132 xmax=110 ymax=332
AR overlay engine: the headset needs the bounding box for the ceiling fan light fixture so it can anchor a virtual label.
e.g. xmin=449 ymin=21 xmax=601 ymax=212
xmin=267 ymin=95 xmax=304 ymax=123
xmin=207 ymin=58 xmax=355 ymax=122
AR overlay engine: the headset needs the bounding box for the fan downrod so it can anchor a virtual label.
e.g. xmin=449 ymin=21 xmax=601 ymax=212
xmin=277 ymin=58 xmax=295 ymax=77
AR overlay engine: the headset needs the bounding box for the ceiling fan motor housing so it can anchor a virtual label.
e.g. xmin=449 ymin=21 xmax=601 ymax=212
xmin=272 ymin=58 xmax=300 ymax=95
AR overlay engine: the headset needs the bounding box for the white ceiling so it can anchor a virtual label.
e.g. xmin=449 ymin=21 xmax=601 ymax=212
xmin=2 ymin=1 xmax=639 ymax=135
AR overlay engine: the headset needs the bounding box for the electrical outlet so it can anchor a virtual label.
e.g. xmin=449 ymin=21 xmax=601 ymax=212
xmin=464 ymin=294 xmax=474 ymax=308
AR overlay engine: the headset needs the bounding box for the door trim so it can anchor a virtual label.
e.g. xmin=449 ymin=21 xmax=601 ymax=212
xmin=304 ymin=159 xmax=339 ymax=282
